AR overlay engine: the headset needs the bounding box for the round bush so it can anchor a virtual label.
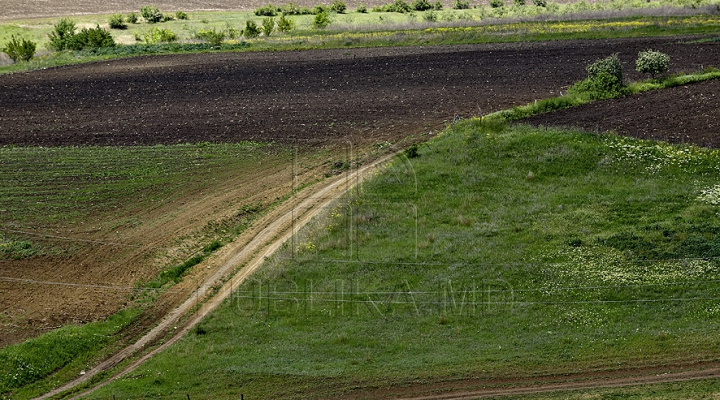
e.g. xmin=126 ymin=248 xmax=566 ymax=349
xmin=109 ymin=13 xmax=127 ymax=29
xmin=636 ymin=49 xmax=670 ymax=78
xmin=140 ymin=5 xmax=164 ymax=23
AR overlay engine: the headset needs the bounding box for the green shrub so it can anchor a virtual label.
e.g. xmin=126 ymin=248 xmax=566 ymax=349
xmin=67 ymin=25 xmax=115 ymax=50
xmin=159 ymin=28 xmax=177 ymax=42
xmin=262 ymin=17 xmax=275 ymax=36
xmin=277 ymin=14 xmax=295 ymax=32
xmin=281 ymin=2 xmax=314 ymax=14
xmin=196 ymin=28 xmax=226 ymax=46
xmin=412 ymin=0 xmax=433 ymax=11
xmin=454 ymin=0 xmax=470 ymax=9
xmin=331 ymin=0 xmax=348 ymax=13
xmin=2 ymin=35 xmax=36 ymax=62
xmin=380 ymin=0 xmax=413 ymax=12
xmin=490 ymin=0 xmax=504 ymax=8
xmin=587 ymin=53 xmax=623 ymax=83
xmin=514 ymin=0 xmax=525 ymax=4
xmin=47 ymin=18 xmax=76 ymax=51
xmin=404 ymin=143 xmax=420 ymax=158
xmin=137 ymin=27 xmax=176 ymax=43
xmin=109 ymin=13 xmax=127 ymax=29
xmin=569 ymin=54 xmax=627 ymax=100
xmin=126 ymin=12 xmax=139 ymax=23
xmin=533 ymin=0 xmax=546 ymax=5
xmin=175 ymin=11 xmax=189 ymax=19
xmin=226 ymin=25 xmax=242 ymax=39
xmin=357 ymin=3 xmax=368 ymax=12
xmin=313 ymin=10 xmax=331 ymax=28
xmin=433 ymin=1 xmax=444 ymax=10
xmin=423 ymin=10 xmax=438 ymax=21
xmin=636 ymin=49 xmax=670 ymax=79
xmin=255 ymin=4 xmax=279 ymax=16
xmin=140 ymin=5 xmax=164 ymax=23
xmin=312 ymin=5 xmax=329 ymax=14
xmin=161 ymin=14 xmax=175 ymax=22
xmin=244 ymin=20 xmax=262 ymax=37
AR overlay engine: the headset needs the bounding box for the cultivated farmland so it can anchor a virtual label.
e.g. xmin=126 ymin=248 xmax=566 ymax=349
xmin=0 ymin=34 xmax=718 ymax=347
xmin=1 ymin=3 xmax=720 ymax=394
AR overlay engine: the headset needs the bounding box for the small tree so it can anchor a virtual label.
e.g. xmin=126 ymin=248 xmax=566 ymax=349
xmin=262 ymin=17 xmax=275 ymax=36
xmin=313 ymin=10 xmax=331 ymax=29
xmin=433 ymin=1 xmax=443 ymax=10
xmin=533 ymin=0 xmax=547 ymax=5
xmin=636 ymin=49 xmax=670 ymax=79
xmin=140 ymin=5 xmax=164 ymax=23
xmin=127 ymin=12 xmax=139 ymax=24
xmin=2 ymin=35 xmax=36 ymax=62
xmin=244 ymin=20 xmax=262 ymax=37
xmin=490 ymin=0 xmax=504 ymax=8
xmin=109 ymin=13 xmax=127 ymax=29
xmin=330 ymin=0 xmax=348 ymax=13
xmin=175 ymin=11 xmax=189 ymax=20
xmin=357 ymin=3 xmax=368 ymax=12
xmin=277 ymin=14 xmax=295 ymax=32
xmin=48 ymin=18 xmax=77 ymax=51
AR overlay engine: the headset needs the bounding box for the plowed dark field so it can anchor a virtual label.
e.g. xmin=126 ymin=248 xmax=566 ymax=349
xmin=524 ymin=78 xmax=720 ymax=146
xmin=1 ymin=36 xmax=718 ymax=149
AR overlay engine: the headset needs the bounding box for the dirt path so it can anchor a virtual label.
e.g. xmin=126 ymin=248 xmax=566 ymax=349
xmin=391 ymin=365 xmax=720 ymax=399
xmin=37 ymin=152 xmax=393 ymax=400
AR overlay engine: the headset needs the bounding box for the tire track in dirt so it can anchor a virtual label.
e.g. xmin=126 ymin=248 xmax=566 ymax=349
xmin=395 ymin=366 xmax=720 ymax=399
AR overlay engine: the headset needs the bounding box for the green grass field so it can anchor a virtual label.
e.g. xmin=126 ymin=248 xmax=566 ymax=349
xmin=77 ymin=119 xmax=720 ymax=398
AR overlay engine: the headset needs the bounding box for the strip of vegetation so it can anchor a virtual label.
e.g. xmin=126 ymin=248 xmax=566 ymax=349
xmin=1 ymin=11 xmax=719 ymax=74
xmin=84 ymin=112 xmax=720 ymax=398
xmin=0 ymin=308 xmax=141 ymax=397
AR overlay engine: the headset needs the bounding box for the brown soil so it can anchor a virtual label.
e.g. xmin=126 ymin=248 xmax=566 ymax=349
xmin=523 ymin=78 xmax=720 ymax=147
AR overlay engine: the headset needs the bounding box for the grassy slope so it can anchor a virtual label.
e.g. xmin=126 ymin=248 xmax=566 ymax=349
xmin=83 ymin=118 xmax=720 ymax=399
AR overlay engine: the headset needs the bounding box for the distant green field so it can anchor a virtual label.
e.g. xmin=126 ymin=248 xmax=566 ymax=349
xmin=81 ymin=119 xmax=720 ymax=398
xmin=1 ymin=0 xmax=720 ymax=73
